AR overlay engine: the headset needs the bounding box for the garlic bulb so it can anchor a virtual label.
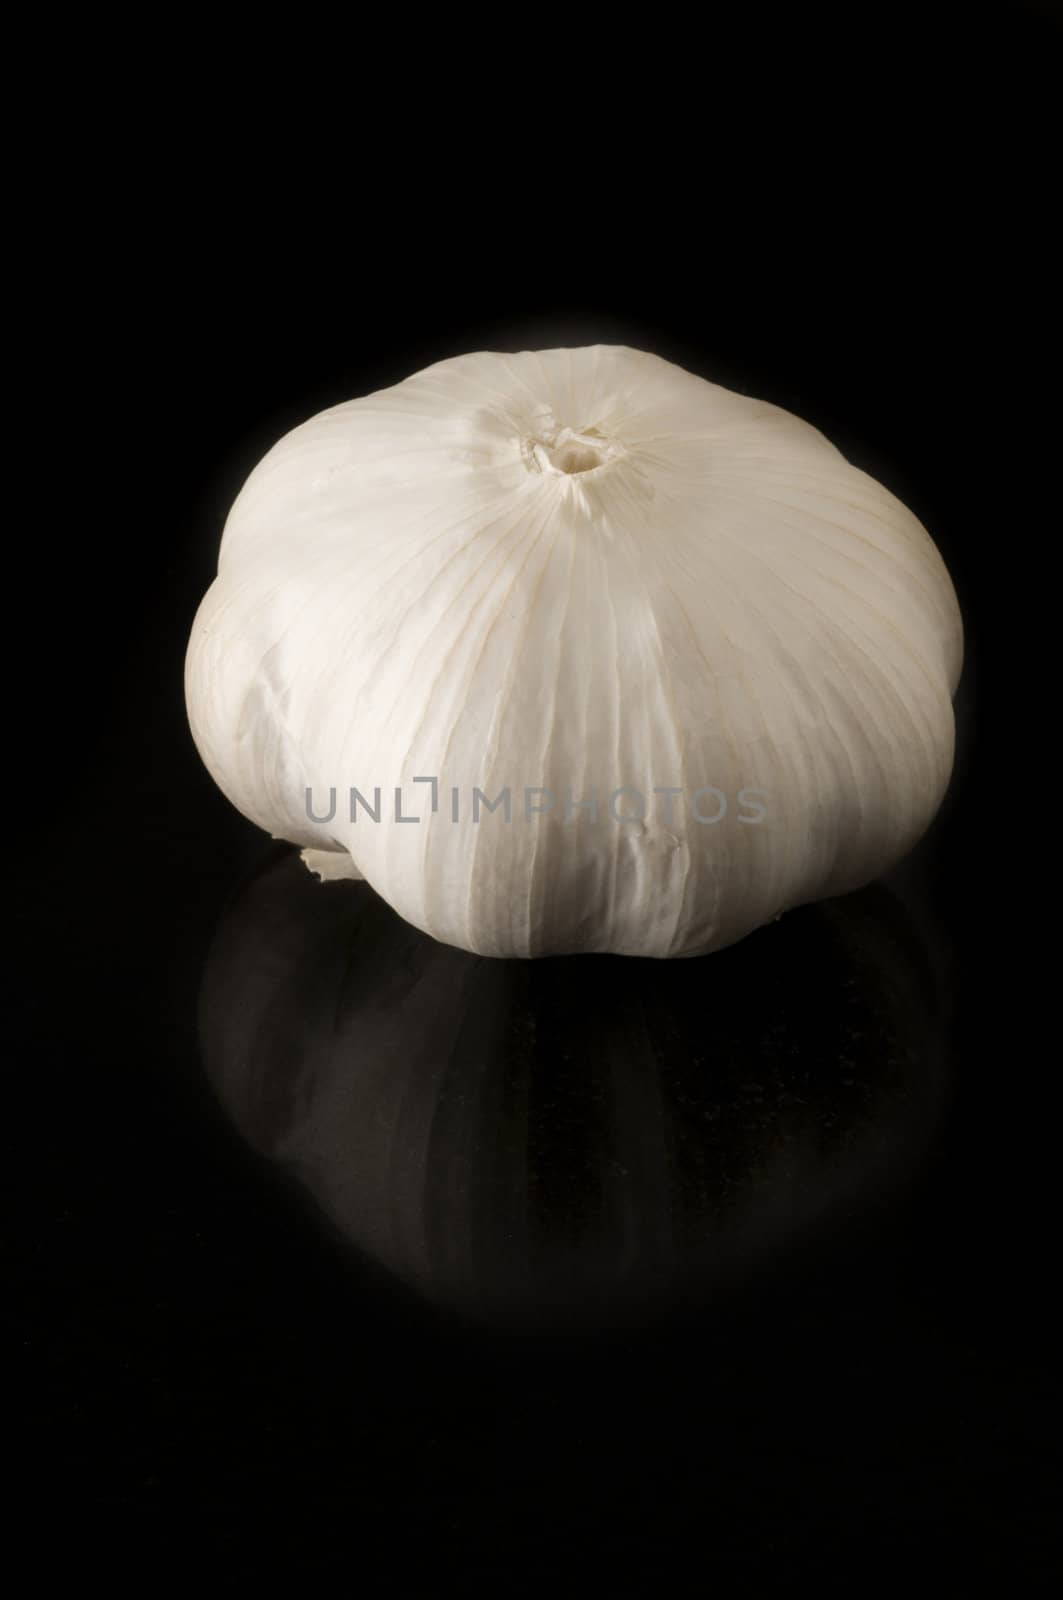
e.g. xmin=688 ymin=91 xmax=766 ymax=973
xmin=186 ymin=346 xmax=962 ymax=959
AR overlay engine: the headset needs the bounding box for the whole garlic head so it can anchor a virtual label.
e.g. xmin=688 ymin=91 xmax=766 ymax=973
xmin=186 ymin=346 xmax=962 ymax=958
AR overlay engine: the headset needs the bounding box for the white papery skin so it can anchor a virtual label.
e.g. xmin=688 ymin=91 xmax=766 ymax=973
xmin=186 ymin=347 xmax=962 ymax=958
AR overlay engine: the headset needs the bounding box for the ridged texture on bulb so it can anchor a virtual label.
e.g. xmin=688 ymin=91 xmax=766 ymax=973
xmin=186 ymin=346 xmax=962 ymax=958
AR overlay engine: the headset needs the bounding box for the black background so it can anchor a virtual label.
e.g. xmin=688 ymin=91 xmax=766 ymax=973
xmin=15 ymin=9 xmax=1061 ymax=1587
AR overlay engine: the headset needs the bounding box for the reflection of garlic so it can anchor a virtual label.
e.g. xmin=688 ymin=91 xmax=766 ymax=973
xmin=200 ymin=852 xmax=948 ymax=1326
xmin=186 ymin=346 xmax=962 ymax=958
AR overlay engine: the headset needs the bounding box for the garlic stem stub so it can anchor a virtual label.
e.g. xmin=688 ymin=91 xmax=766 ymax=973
xmin=185 ymin=346 xmax=962 ymax=959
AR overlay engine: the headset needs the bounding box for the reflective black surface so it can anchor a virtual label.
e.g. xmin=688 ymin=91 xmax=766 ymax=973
xmin=17 ymin=30 xmax=1061 ymax=1579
